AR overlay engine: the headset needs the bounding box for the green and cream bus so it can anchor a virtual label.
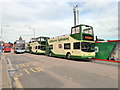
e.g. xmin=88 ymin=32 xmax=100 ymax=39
xmin=30 ymin=37 xmax=49 ymax=54
xmin=25 ymin=42 xmax=32 ymax=53
xmin=46 ymin=24 xmax=95 ymax=59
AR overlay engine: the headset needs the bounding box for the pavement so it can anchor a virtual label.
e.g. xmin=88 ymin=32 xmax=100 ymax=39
xmin=0 ymin=52 xmax=2 ymax=90
xmin=3 ymin=52 xmax=118 ymax=88
xmin=0 ymin=52 xmax=12 ymax=89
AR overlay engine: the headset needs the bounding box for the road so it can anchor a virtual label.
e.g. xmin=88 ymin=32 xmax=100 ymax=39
xmin=4 ymin=52 xmax=118 ymax=88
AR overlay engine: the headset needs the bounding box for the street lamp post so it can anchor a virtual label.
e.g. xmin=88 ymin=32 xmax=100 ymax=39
xmin=0 ymin=25 xmax=9 ymax=41
xmin=0 ymin=25 xmax=9 ymax=52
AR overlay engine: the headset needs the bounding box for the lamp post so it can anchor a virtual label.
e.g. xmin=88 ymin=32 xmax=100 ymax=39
xmin=0 ymin=25 xmax=9 ymax=41
xmin=0 ymin=25 xmax=9 ymax=52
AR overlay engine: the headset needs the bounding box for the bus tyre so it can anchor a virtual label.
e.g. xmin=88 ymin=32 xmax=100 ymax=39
xmin=49 ymin=52 xmax=52 ymax=57
xmin=66 ymin=53 xmax=71 ymax=59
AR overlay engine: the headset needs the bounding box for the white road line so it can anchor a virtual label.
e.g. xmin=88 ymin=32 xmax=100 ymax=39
xmin=7 ymin=58 xmax=14 ymax=70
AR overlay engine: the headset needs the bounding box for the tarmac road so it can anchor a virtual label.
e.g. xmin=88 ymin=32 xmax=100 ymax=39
xmin=4 ymin=52 xmax=118 ymax=88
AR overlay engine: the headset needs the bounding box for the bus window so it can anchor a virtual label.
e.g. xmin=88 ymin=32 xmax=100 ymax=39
xmin=73 ymin=42 xmax=80 ymax=49
xmin=41 ymin=41 xmax=46 ymax=45
xmin=81 ymin=42 xmax=95 ymax=52
xmin=82 ymin=26 xmax=93 ymax=34
xmin=49 ymin=45 xmax=53 ymax=49
xmin=4 ymin=47 xmax=10 ymax=48
xmin=40 ymin=46 xmax=46 ymax=51
xmin=35 ymin=46 xmax=37 ymax=49
xmin=64 ymin=43 xmax=70 ymax=49
xmin=38 ymin=46 xmax=40 ymax=49
xmin=71 ymin=26 xmax=80 ymax=34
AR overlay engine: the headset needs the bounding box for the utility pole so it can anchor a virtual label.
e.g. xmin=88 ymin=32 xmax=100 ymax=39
xmin=73 ymin=5 xmax=79 ymax=26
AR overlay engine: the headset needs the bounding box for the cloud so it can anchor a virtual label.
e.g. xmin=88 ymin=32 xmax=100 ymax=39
xmin=0 ymin=1 xmax=118 ymax=42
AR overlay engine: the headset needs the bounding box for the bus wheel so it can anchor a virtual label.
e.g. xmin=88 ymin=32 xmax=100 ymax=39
xmin=49 ymin=52 xmax=52 ymax=57
xmin=66 ymin=53 xmax=71 ymax=59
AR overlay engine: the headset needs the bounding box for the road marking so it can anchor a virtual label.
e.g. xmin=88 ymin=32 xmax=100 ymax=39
xmin=14 ymin=77 xmax=23 ymax=88
xmin=21 ymin=64 xmax=26 ymax=67
xmin=15 ymin=63 xmax=30 ymax=68
xmin=19 ymin=64 xmax=24 ymax=67
xmin=35 ymin=67 xmax=44 ymax=71
xmin=15 ymin=65 xmax=19 ymax=68
xmin=7 ymin=58 xmax=12 ymax=66
xmin=15 ymin=73 xmax=23 ymax=77
xmin=64 ymin=75 xmax=72 ymax=80
xmin=30 ymin=68 xmax=38 ymax=72
xmin=7 ymin=58 xmax=14 ymax=70
xmin=24 ymin=69 xmax=30 ymax=74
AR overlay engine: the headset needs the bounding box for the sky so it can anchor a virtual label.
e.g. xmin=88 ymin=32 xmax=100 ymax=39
xmin=0 ymin=0 xmax=118 ymax=43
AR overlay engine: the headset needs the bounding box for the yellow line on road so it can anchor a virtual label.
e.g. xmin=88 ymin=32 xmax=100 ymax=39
xmin=14 ymin=77 xmax=23 ymax=88
xmin=21 ymin=64 xmax=26 ymax=67
xmin=19 ymin=64 xmax=24 ymax=67
xmin=16 ymin=63 xmax=30 ymax=68
xmin=35 ymin=67 xmax=44 ymax=71
xmin=30 ymin=68 xmax=38 ymax=72
xmin=16 ymin=73 xmax=23 ymax=77
xmin=24 ymin=69 xmax=30 ymax=74
xmin=15 ymin=65 xmax=19 ymax=68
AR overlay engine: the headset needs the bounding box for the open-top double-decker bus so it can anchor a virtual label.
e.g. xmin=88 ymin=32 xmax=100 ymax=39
xmin=25 ymin=42 xmax=31 ymax=53
xmin=46 ymin=24 xmax=95 ymax=59
xmin=29 ymin=37 xmax=49 ymax=54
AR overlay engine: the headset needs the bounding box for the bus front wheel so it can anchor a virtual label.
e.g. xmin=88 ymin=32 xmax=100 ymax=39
xmin=66 ymin=53 xmax=71 ymax=59
xmin=49 ymin=52 xmax=52 ymax=57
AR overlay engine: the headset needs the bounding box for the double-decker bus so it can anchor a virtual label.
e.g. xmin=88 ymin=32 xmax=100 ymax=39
xmin=29 ymin=37 xmax=49 ymax=54
xmin=14 ymin=40 xmax=25 ymax=53
xmin=3 ymin=43 xmax=11 ymax=52
xmin=46 ymin=24 xmax=95 ymax=59
xmin=25 ymin=42 xmax=31 ymax=53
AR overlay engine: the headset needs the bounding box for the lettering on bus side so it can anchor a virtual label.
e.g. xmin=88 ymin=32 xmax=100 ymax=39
xmin=58 ymin=37 xmax=69 ymax=42
xmin=49 ymin=37 xmax=69 ymax=43
xmin=49 ymin=40 xmax=57 ymax=43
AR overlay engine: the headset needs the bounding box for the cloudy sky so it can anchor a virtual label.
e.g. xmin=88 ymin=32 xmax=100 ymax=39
xmin=0 ymin=0 xmax=118 ymax=43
